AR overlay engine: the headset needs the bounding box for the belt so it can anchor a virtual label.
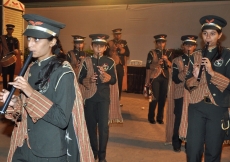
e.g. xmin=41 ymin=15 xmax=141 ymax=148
xmin=203 ymin=96 xmax=212 ymax=104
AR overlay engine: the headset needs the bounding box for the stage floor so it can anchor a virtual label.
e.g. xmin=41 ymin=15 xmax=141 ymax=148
xmin=0 ymin=87 xmax=230 ymax=162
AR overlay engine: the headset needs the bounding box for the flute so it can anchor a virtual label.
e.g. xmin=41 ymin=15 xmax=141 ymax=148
xmin=0 ymin=52 xmax=33 ymax=114
xmin=197 ymin=42 xmax=209 ymax=82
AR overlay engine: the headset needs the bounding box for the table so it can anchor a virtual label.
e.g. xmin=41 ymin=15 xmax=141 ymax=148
xmin=126 ymin=65 xmax=146 ymax=94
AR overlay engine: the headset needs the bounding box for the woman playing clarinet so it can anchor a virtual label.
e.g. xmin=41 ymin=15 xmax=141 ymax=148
xmin=185 ymin=15 xmax=230 ymax=161
xmin=0 ymin=14 xmax=94 ymax=162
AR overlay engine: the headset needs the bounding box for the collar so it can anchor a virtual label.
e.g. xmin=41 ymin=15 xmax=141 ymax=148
xmin=208 ymin=46 xmax=217 ymax=52
xmin=36 ymin=55 xmax=55 ymax=66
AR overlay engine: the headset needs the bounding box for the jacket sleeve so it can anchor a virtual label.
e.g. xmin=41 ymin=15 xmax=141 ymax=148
xmin=210 ymin=50 xmax=230 ymax=92
xmin=172 ymin=62 xmax=183 ymax=84
xmin=150 ymin=54 xmax=161 ymax=70
xmin=24 ymin=72 xmax=75 ymax=129
xmin=165 ymin=51 xmax=172 ymax=68
xmin=210 ymin=72 xmax=230 ymax=92
xmin=184 ymin=60 xmax=196 ymax=91
xmin=14 ymin=38 xmax=19 ymax=50
xmin=124 ymin=41 xmax=130 ymax=57
xmin=78 ymin=61 xmax=87 ymax=84
xmin=146 ymin=51 xmax=153 ymax=69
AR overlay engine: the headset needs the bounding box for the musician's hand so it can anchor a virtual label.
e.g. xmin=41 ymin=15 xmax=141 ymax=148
xmin=158 ymin=59 xmax=163 ymax=65
xmin=116 ymin=44 xmax=125 ymax=54
xmin=0 ymin=89 xmax=17 ymax=106
xmin=183 ymin=65 xmax=189 ymax=75
xmin=90 ymin=73 xmax=98 ymax=83
xmin=14 ymin=49 xmax=19 ymax=55
xmin=97 ymin=66 xmax=105 ymax=75
xmin=162 ymin=55 xmax=168 ymax=61
xmin=192 ymin=63 xmax=200 ymax=78
xmin=116 ymin=43 xmax=122 ymax=49
xmin=202 ymin=57 xmax=214 ymax=76
xmin=8 ymin=76 xmax=34 ymax=97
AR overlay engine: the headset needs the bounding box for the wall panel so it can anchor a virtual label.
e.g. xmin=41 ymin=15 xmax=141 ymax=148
xmin=25 ymin=1 xmax=230 ymax=64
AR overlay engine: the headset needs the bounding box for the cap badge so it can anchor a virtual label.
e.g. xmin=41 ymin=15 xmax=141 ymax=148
xmin=214 ymin=58 xmax=223 ymax=67
xmin=205 ymin=19 xmax=214 ymax=24
xmin=188 ymin=37 xmax=194 ymax=40
xmin=102 ymin=63 xmax=109 ymax=71
xmin=29 ymin=20 xmax=43 ymax=26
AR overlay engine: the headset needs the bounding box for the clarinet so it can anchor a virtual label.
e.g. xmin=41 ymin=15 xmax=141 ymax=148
xmin=186 ymin=50 xmax=190 ymax=66
xmin=0 ymin=52 xmax=33 ymax=114
xmin=161 ymin=47 xmax=164 ymax=69
xmin=96 ymin=53 xmax=99 ymax=85
xmin=197 ymin=42 xmax=209 ymax=82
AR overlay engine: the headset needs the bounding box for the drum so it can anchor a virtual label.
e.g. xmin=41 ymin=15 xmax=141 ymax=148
xmin=0 ymin=54 xmax=17 ymax=67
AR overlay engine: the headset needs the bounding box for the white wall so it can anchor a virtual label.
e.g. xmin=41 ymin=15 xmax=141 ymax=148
xmin=25 ymin=1 xmax=230 ymax=65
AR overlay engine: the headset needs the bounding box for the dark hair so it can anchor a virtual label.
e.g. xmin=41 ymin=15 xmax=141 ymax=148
xmin=215 ymin=29 xmax=223 ymax=61
xmin=215 ymin=41 xmax=223 ymax=61
xmin=35 ymin=36 xmax=66 ymax=91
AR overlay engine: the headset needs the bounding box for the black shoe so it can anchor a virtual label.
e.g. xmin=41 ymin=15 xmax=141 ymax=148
xmin=157 ymin=120 xmax=164 ymax=124
xmin=173 ymin=147 xmax=181 ymax=153
xmin=148 ymin=119 xmax=156 ymax=124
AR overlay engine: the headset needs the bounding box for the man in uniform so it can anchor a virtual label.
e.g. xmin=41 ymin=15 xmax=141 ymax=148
xmin=0 ymin=24 xmax=19 ymax=91
xmin=78 ymin=34 xmax=117 ymax=162
xmin=105 ymin=28 xmax=130 ymax=106
xmin=145 ymin=34 xmax=172 ymax=124
xmin=67 ymin=35 xmax=87 ymax=74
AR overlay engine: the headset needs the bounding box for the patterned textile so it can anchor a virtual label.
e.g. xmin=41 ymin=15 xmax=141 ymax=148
xmin=166 ymin=56 xmax=185 ymax=142
xmin=165 ymin=69 xmax=174 ymax=143
xmin=5 ymin=61 xmax=94 ymax=162
xmin=179 ymin=89 xmax=190 ymax=140
xmin=77 ymin=57 xmax=97 ymax=101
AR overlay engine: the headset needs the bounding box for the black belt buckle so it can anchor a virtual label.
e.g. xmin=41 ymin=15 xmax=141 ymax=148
xmin=203 ymin=96 xmax=212 ymax=104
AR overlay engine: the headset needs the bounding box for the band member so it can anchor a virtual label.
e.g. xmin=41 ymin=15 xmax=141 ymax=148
xmin=0 ymin=24 xmax=20 ymax=91
xmin=67 ymin=35 xmax=87 ymax=74
xmin=0 ymin=14 xmax=94 ymax=162
xmin=185 ymin=15 xmax=230 ymax=161
xmin=105 ymin=28 xmax=130 ymax=106
xmin=78 ymin=34 xmax=122 ymax=162
xmin=145 ymin=34 xmax=172 ymax=124
xmin=166 ymin=35 xmax=197 ymax=152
